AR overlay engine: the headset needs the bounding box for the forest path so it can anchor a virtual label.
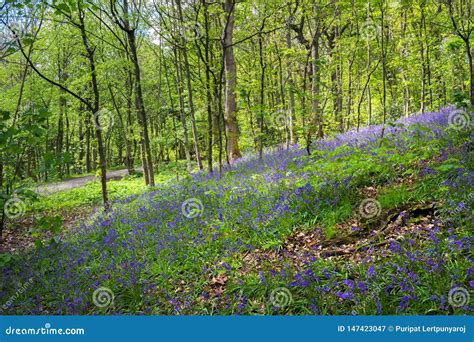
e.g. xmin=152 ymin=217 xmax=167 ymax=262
xmin=35 ymin=169 xmax=132 ymax=195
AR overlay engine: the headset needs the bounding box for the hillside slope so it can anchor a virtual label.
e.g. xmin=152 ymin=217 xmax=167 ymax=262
xmin=1 ymin=108 xmax=472 ymax=315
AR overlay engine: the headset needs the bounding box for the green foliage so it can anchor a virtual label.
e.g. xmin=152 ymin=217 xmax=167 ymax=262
xmin=30 ymin=163 xmax=183 ymax=213
xmin=34 ymin=215 xmax=62 ymax=234
xmin=0 ymin=107 xmax=48 ymax=217
xmin=1 ymin=0 xmax=473 ymax=316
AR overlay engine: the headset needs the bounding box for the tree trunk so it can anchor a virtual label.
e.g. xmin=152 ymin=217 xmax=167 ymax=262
xmin=176 ymin=0 xmax=203 ymax=170
xmin=379 ymin=2 xmax=387 ymax=144
xmin=285 ymin=15 xmax=295 ymax=144
xmin=78 ymin=1 xmax=108 ymax=208
xmin=419 ymin=6 xmax=426 ymax=113
xmin=467 ymin=42 xmax=474 ymax=106
xmin=223 ymin=0 xmax=241 ymax=161
xmin=258 ymin=30 xmax=265 ymax=160
xmin=108 ymin=84 xmax=134 ymax=174
xmin=311 ymin=32 xmax=322 ymax=139
xmin=203 ymin=0 xmax=213 ymax=173
xmin=174 ymin=47 xmax=192 ymax=172
xmin=126 ymin=29 xmax=155 ymax=186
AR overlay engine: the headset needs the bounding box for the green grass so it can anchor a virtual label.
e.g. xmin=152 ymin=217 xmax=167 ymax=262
xmin=30 ymin=161 xmax=188 ymax=213
xmin=227 ymin=146 xmax=473 ymax=314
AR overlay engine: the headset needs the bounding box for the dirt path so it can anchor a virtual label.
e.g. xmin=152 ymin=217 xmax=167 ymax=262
xmin=35 ymin=169 xmax=132 ymax=194
xmin=1 ymin=169 xmax=138 ymax=252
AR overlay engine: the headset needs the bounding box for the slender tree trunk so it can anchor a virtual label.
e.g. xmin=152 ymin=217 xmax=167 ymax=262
xmin=215 ymin=76 xmax=224 ymax=173
xmin=56 ymin=51 xmax=67 ymax=178
xmin=468 ymin=43 xmax=474 ymax=106
xmin=311 ymin=32 xmax=322 ymax=139
xmin=285 ymin=12 xmax=295 ymax=144
xmin=78 ymin=2 xmax=108 ymax=207
xmin=423 ymin=11 xmax=433 ymax=108
xmin=258 ymin=30 xmax=265 ymax=160
xmin=176 ymin=0 xmax=203 ymax=170
xmin=86 ymin=116 xmax=91 ymax=172
xmin=401 ymin=11 xmax=410 ymax=117
xmin=125 ymin=67 xmax=139 ymax=177
xmin=110 ymin=0 xmax=155 ymax=185
xmin=126 ymin=29 xmax=155 ymax=186
xmin=379 ymin=3 xmax=387 ymax=144
xmin=108 ymin=84 xmax=134 ymax=174
xmin=357 ymin=59 xmax=380 ymax=131
xmin=223 ymin=0 xmax=241 ymax=161
xmin=56 ymin=94 xmax=65 ymax=178
xmin=346 ymin=57 xmax=354 ymax=131
xmin=65 ymin=110 xmax=70 ymax=176
xmin=203 ymin=0 xmax=213 ymax=173
xmin=447 ymin=0 xmax=473 ymax=105
xmin=419 ymin=6 xmax=426 ymax=113
xmin=174 ymin=47 xmax=192 ymax=172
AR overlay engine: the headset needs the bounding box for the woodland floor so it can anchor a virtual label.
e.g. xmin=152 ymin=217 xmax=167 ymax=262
xmin=2 ymin=170 xmax=135 ymax=253
xmin=1 ymin=110 xmax=472 ymax=315
xmin=0 ymin=205 xmax=94 ymax=253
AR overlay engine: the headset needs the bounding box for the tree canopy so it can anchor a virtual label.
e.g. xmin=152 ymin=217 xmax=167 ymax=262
xmin=0 ymin=0 xmax=472 ymax=210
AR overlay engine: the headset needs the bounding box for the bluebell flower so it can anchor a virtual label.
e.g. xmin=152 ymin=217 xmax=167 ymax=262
xmin=310 ymin=299 xmax=318 ymax=314
xmin=337 ymin=291 xmax=353 ymax=300
xmin=342 ymin=279 xmax=355 ymax=290
xmin=398 ymin=295 xmax=411 ymax=311
xmin=357 ymin=281 xmax=367 ymax=293
xmin=367 ymin=266 xmax=376 ymax=278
